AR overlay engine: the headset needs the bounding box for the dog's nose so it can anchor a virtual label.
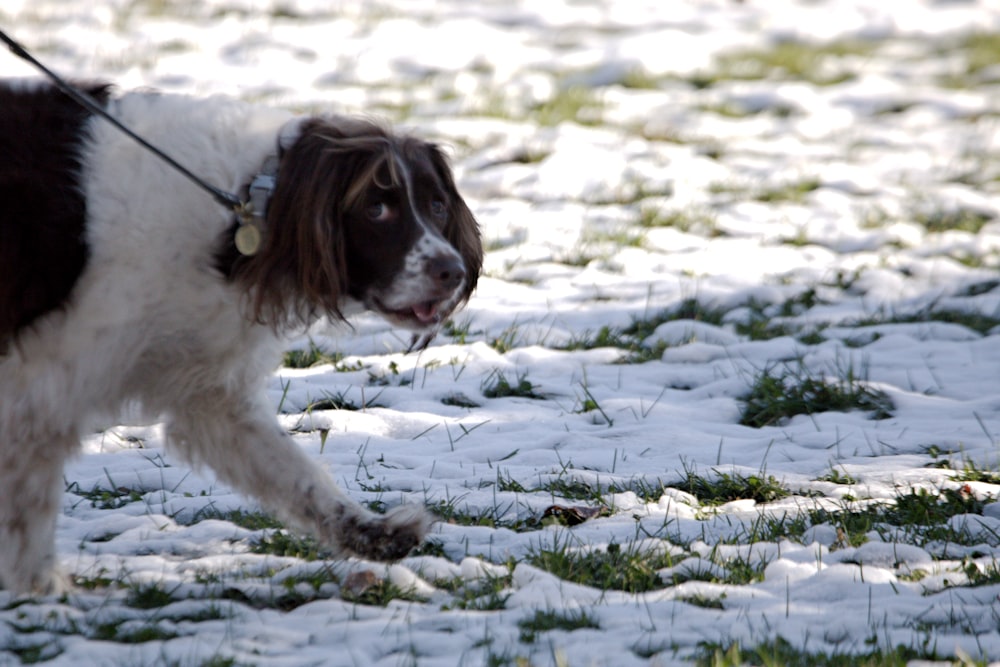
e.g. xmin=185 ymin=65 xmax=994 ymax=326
xmin=429 ymin=255 xmax=466 ymax=291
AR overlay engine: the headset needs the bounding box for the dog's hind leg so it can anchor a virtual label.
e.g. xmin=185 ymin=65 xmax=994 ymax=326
xmin=0 ymin=430 xmax=75 ymax=595
xmin=167 ymin=388 xmax=430 ymax=561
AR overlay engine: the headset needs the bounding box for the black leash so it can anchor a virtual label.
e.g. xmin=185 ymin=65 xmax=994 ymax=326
xmin=0 ymin=28 xmax=244 ymax=213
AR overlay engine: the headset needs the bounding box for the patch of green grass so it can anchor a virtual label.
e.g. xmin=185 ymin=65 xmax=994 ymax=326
xmin=808 ymin=505 xmax=877 ymax=549
xmin=707 ymin=181 xmax=749 ymax=198
xmin=629 ymin=299 xmax=728 ymax=336
xmin=560 ymin=245 xmax=612 ymax=268
xmin=367 ymin=360 xmax=409 ymax=387
xmin=772 ymin=288 xmax=820 ymax=314
xmin=340 ymin=578 xmax=423 ymax=606
xmin=939 ymin=31 xmax=1000 ymax=87
xmin=638 ymin=208 xmax=722 ymax=236
xmin=304 ymin=388 xmax=384 ymax=412
xmin=698 ymin=101 xmax=782 ymax=118
xmin=442 ymin=318 xmax=476 ymax=344
xmin=816 ymin=466 xmax=859 ymax=485
xmin=952 ymin=252 xmax=997 ymax=270
xmin=219 ymin=585 xmax=316 ymax=612
xmin=619 ymin=67 xmax=664 ymax=90
xmin=890 ymin=486 xmax=986 ymax=526
xmin=223 ymin=568 xmax=340 ymax=611
xmin=498 ymin=469 xmax=665 ymax=511
xmin=162 ymin=603 xmax=229 ymax=624
xmin=607 ymin=477 xmax=670 ymax=504
xmin=733 ymin=315 xmax=795 ymax=342
xmin=481 ymin=369 xmax=545 ymax=399
xmin=430 ymin=497 xmax=538 ymax=532
xmin=948 ymin=459 xmax=1000 ymax=485
xmin=912 ymin=206 xmax=993 ymax=234
xmin=409 ymin=539 xmax=448 ymax=559
xmin=532 ymin=86 xmax=604 ymax=126
xmin=574 ymin=384 xmax=614 ymax=426
xmin=66 ymin=480 xmax=144 ymax=510
xmin=468 ymin=90 xmax=514 ymax=121
xmin=710 ymin=39 xmax=875 ymax=86
xmin=678 ymin=593 xmax=726 ymax=609
xmin=441 ymin=392 xmax=482 ymax=408
xmin=535 ymin=476 xmax=605 ymax=503
xmin=73 ymin=571 xmax=117 ymax=590
xmin=490 ymin=325 xmax=522 ymax=353
xmin=197 ymin=658 xmax=240 ymax=667
xmin=562 ymin=325 xmax=632 ymax=352
xmin=959 ymin=32 xmax=1000 ymax=75
xmin=740 ymin=360 xmax=894 ymax=428
xmin=91 ymin=620 xmax=178 ymax=644
xmin=502 ymin=147 xmax=552 ymax=165
xmin=188 ymin=507 xmax=284 ymax=530
xmin=753 ymin=177 xmax=822 ymax=203
xmin=5 ymin=642 xmax=64 ymax=664
xmin=807 ymin=486 xmax=989 ymax=550
xmin=559 ymin=297 xmax=729 ymax=363
xmin=623 ymin=298 xmax=727 ymax=350
xmin=443 ymin=570 xmax=514 ymax=611
xmin=517 ymin=608 xmax=600 ymax=643
xmin=728 ymin=292 xmax=823 ymax=342
xmin=126 ymin=581 xmax=176 ymax=609
xmin=527 ymin=538 xmax=677 ymax=594
xmin=483 ymin=648 xmax=532 ymax=667
xmin=796 ymin=330 xmax=826 ymax=346
xmin=583 ymin=225 xmax=648 ymax=248
xmin=680 ymin=468 xmax=789 ymax=506
xmin=855 ymin=306 xmax=1000 ymax=337
xmin=708 ymin=178 xmax=822 ymax=204
xmin=728 ymin=510 xmax=812 ymax=546
xmin=250 ymin=530 xmax=324 ymax=560
xmin=963 ymin=558 xmax=1000 ymax=588
xmin=283 ymin=341 xmax=343 ymax=368
xmin=918 ymin=308 xmax=1000 ymax=335
xmin=694 ymin=637 xmax=930 ymax=667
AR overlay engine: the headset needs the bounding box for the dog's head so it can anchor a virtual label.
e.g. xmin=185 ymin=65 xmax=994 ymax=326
xmin=234 ymin=116 xmax=482 ymax=335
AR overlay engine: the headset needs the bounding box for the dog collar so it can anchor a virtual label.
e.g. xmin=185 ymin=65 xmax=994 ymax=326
xmin=234 ymin=155 xmax=279 ymax=256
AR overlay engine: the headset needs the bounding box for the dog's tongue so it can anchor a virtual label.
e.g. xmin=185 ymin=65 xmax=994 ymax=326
xmin=412 ymin=302 xmax=439 ymax=324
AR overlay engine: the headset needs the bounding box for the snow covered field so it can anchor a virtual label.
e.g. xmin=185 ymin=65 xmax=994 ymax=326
xmin=4 ymin=1 xmax=1000 ymax=665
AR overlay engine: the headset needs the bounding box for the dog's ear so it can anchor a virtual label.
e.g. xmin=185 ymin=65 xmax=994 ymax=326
xmin=428 ymin=145 xmax=482 ymax=303
xmin=241 ymin=119 xmax=350 ymax=327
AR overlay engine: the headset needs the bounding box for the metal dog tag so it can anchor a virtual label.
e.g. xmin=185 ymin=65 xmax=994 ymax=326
xmin=235 ymin=222 xmax=261 ymax=256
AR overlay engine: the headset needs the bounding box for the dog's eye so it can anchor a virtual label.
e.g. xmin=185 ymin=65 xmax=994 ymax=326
xmin=366 ymin=202 xmax=395 ymax=223
xmin=430 ymin=200 xmax=448 ymax=221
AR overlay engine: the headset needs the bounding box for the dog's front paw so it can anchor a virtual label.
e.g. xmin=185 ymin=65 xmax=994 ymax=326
xmin=2 ymin=567 xmax=69 ymax=598
xmin=341 ymin=504 xmax=431 ymax=561
xmin=35 ymin=569 xmax=71 ymax=597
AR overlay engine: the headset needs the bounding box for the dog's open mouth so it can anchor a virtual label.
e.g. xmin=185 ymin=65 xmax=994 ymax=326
xmin=410 ymin=301 xmax=441 ymax=325
xmin=375 ymin=297 xmax=450 ymax=329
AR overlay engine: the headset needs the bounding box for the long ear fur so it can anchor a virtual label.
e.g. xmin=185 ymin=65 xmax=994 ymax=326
xmin=235 ymin=118 xmax=384 ymax=328
xmin=428 ymin=145 xmax=482 ymax=304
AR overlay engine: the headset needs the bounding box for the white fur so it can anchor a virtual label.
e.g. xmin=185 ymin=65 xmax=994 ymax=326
xmin=0 ymin=90 xmax=432 ymax=594
xmin=378 ymin=152 xmax=468 ymax=321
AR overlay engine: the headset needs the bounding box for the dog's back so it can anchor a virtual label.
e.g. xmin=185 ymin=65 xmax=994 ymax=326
xmin=0 ymin=81 xmax=112 ymax=345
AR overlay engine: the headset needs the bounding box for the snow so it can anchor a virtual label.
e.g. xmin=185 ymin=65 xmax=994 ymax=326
xmin=4 ymin=0 xmax=1000 ymax=665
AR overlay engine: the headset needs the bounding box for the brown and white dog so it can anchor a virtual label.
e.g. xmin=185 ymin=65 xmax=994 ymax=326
xmin=0 ymin=80 xmax=482 ymax=594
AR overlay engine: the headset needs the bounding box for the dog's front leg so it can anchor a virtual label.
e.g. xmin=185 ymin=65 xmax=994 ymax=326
xmin=0 ymin=430 xmax=75 ymax=595
xmin=167 ymin=389 xmax=429 ymax=561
